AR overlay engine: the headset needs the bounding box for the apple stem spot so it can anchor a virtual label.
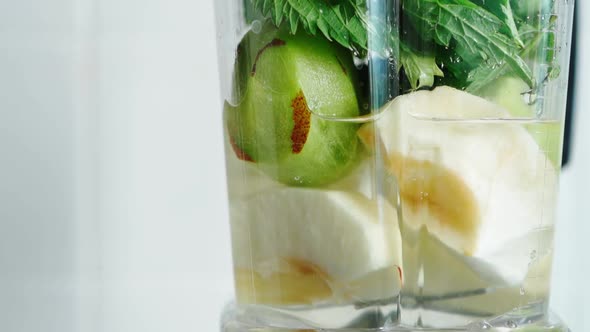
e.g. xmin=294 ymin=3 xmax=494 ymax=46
xmin=291 ymin=90 xmax=311 ymax=154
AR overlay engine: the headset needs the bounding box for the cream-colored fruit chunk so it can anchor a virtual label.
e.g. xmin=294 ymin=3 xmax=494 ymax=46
xmin=358 ymin=86 xmax=558 ymax=283
xmin=230 ymin=187 xmax=402 ymax=304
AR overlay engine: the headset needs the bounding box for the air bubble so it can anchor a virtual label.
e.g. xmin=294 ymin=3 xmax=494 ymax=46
xmin=352 ymin=54 xmax=368 ymax=69
xmin=522 ymin=90 xmax=538 ymax=105
xmin=480 ymin=322 xmax=492 ymax=329
xmin=251 ymin=20 xmax=262 ymax=33
xmin=506 ymin=320 xmax=518 ymax=328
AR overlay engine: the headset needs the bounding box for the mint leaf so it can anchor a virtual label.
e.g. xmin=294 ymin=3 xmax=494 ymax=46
xmin=250 ymin=0 xmax=368 ymax=51
xmin=400 ymin=43 xmax=444 ymax=90
xmin=403 ymin=0 xmax=534 ymax=88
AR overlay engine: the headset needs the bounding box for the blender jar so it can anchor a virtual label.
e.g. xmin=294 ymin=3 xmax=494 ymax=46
xmin=213 ymin=0 xmax=575 ymax=330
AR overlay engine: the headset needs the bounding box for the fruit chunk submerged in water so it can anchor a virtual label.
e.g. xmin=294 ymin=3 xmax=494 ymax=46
xmin=225 ymin=26 xmax=360 ymax=186
xmin=479 ymin=76 xmax=564 ymax=167
xmin=358 ymin=86 xmax=558 ymax=282
xmin=230 ymin=187 xmax=402 ymax=305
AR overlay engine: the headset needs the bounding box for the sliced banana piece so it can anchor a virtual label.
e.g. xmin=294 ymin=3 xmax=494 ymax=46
xmin=358 ymin=86 xmax=558 ymax=284
xmin=230 ymin=187 xmax=402 ymax=305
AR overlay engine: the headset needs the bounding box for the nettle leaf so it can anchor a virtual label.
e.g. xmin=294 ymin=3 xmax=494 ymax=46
xmin=262 ymin=0 xmax=272 ymax=16
xmin=273 ymin=0 xmax=287 ymax=23
xmin=403 ymin=0 xmax=534 ymax=88
xmin=400 ymin=43 xmax=444 ymax=90
xmin=500 ymin=1 xmax=524 ymax=47
xmin=250 ymin=0 xmax=537 ymax=91
xmin=466 ymin=15 xmax=559 ymax=93
xmin=472 ymin=0 xmax=524 ymax=48
xmin=289 ymin=7 xmax=299 ymax=33
xmin=250 ymin=0 xmax=368 ymax=50
xmin=465 ymin=63 xmax=509 ymax=93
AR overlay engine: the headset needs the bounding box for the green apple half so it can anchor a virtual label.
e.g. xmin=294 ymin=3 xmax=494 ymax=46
xmin=358 ymin=86 xmax=559 ymax=284
xmin=225 ymin=26 xmax=360 ymax=186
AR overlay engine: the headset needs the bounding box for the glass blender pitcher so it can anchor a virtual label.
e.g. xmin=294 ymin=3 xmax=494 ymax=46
xmin=213 ymin=0 xmax=575 ymax=330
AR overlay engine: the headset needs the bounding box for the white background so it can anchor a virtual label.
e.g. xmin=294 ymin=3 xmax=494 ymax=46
xmin=0 ymin=0 xmax=588 ymax=331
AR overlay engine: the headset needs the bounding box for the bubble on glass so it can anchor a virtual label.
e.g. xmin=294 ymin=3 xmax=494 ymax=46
xmin=383 ymin=47 xmax=394 ymax=59
xmin=251 ymin=20 xmax=262 ymax=34
xmin=352 ymin=52 xmax=368 ymax=69
xmin=522 ymin=89 xmax=538 ymax=105
xmin=480 ymin=321 xmax=492 ymax=329
xmin=417 ymin=264 xmax=424 ymax=288
xmin=506 ymin=320 xmax=518 ymax=328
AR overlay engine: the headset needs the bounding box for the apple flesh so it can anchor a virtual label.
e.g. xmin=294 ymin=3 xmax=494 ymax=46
xmin=230 ymin=187 xmax=402 ymax=305
xmin=358 ymin=86 xmax=558 ymax=284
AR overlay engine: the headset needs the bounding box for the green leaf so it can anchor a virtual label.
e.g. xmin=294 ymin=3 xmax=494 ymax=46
xmin=289 ymin=7 xmax=299 ymax=34
xmin=250 ymin=0 xmax=538 ymax=93
xmin=244 ymin=0 xmax=264 ymax=23
xmin=263 ymin=0 xmax=272 ymax=16
xmin=272 ymin=0 xmax=286 ymax=23
xmin=500 ymin=1 xmax=524 ymax=47
xmin=403 ymin=0 xmax=534 ymax=88
xmin=465 ymin=63 xmax=510 ymax=93
xmin=400 ymin=43 xmax=444 ymax=90
xmin=466 ymin=13 xmax=560 ymax=93
xmin=250 ymin=0 xmax=368 ymax=51
xmin=472 ymin=0 xmax=524 ymax=48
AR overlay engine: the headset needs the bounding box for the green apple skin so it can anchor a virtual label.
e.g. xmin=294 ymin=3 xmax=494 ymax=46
xmin=226 ymin=25 xmax=360 ymax=186
xmin=479 ymin=76 xmax=564 ymax=167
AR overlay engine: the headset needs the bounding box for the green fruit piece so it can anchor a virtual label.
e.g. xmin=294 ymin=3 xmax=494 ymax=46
xmin=479 ymin=76 xmax=563 ymax=167
xmin=226 ymin=25 xmax=360 ymax=186
xmin=479 ymin=76 xmax=534 ymax=118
